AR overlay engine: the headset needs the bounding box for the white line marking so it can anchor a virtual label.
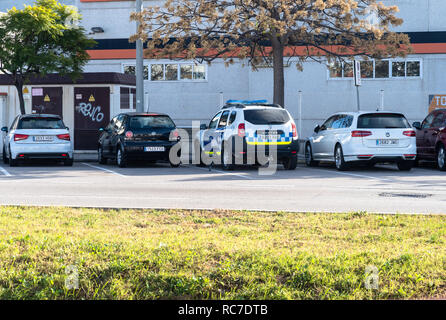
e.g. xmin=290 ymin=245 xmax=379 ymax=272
xmin=188 ymin=165 xmax=254 ymax=180
xmin=82 ymin=162 xmax=127 ymax=177
xmin=309 ymin=167 xmax=394 ymax=182
xmin=0 ymin=166 xmax=11 ymax=177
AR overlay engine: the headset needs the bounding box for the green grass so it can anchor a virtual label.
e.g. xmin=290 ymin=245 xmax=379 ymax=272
xmin=0 ymin=206 xmax=444 ymax=300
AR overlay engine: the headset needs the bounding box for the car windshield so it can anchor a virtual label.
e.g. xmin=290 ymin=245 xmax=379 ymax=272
xmin=243 ymin=109 xmax=290 ymax=125
xmin=18 ymin=117 xmax=65 ymax=129
xmin=129 ymin=116 xmax=175 ymax=130
xmin=357 ymin=113 xmax=410 ymax=129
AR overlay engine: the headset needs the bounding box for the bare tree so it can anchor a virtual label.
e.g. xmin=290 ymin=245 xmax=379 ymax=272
xmin=131 ymin=0 xmax=411 ymax=107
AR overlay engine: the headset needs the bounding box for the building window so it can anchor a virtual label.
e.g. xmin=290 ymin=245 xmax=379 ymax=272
xmin=165 ymin=64 xmax=178 ymax=80
xmin=328 ymin=59 xmax=421 ymax=79
xmin=180 ymin=64 xmax=193 ymax=80
xmin=375 ymin=60 xmax=389 ymax=78
xmin=124 ymin=65 xmax=149 ymax=79
xmin=120 ymin=87 xmax=136 ymax=110
xmin=123 ymin=63 xmax=207 ymax=82
xmin=120 ymin=87 xmax=130 ymax=109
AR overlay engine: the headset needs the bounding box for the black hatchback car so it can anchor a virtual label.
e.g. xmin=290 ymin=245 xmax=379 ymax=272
xmin=98 ymin=113 xmax=181 ymax=167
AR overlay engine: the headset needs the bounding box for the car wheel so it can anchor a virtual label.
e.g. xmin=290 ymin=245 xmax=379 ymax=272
xmin=98 ymin=146 xmax=107 ymax=165
xmin=2 ymin=146 xmax=8 ymax=164
xmin=116 ymin=147 xmax=127 ymax=168
xmin=305 ymin=144 xmax=318 ymax=167
xmin=437 ymin=145 xmax=446 ymax=171
xmin=64 ymin=158 xmax=74 ymax=167
xmin=397 ymin=160 xmax=413 ymax=171
xmin=283 ymin=156 xmax=298 ymax=170
xmin=9 ymin=149 xmax=17 ymax=167
xmin=221 ymin=147 xmax=234 ymax=171
xmin=334 ymin=145 xmax=348 ymax=171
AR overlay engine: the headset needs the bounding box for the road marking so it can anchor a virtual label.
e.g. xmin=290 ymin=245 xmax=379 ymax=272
xmin=0 ymin=166 xmax=11 ymax=177
xmin=308 ymin=167 xmax=394 ymax=182
xmin=188 ymin=165 xmax=254 ymax=180
xmin=82 ymin=162 xmax=127 ymax=177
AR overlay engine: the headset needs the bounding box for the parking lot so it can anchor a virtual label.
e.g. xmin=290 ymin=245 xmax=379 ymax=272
xmin=0 ymin=160 xmax=445 ymax=214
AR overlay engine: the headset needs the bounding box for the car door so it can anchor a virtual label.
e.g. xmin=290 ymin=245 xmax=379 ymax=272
xmin=201 ymin=112 xmax=221 ymax=154
xmin=101 ymin=116 xmax=117 ymax=157
xmin=5 ymin=116 xmax=19 ymax=155
xmin=332 ymin=114 xmax=353 ymax=155
xmin=417 ymin=113 xmax=434 ymax=158
xmin=111 ymin=114 xmax=125 ymax=155
xmin=215 ymin=110 xmax=230 ymax=155
xmin=425 ymin=112 xmax=445 ymax=158
xmin=312 ymin=115 xmax=337 ymax=159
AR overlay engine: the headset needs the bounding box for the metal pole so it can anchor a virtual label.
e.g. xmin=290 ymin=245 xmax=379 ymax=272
xmin=135 ymin=0 xmax=144 ymax=112
xmin=380 ymin=89 xmax=384 ymax=111
xmin=298 ymin=90 xmax=302 ymax=139
xmin=356 ymin=86 xmax=360 ymax=111
xmin=219 ymin=92 xmax=224 ymax=108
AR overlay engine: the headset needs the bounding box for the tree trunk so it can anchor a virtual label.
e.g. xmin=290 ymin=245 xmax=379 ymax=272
xmin=271 ymin=37 xmax=285 ymax=107
xmin=14 ymin=76 xmax=26 ymax=115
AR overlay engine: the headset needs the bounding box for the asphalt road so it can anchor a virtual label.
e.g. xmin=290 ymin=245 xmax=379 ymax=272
xmin=0 ymin=160 xmax=445 ymax=214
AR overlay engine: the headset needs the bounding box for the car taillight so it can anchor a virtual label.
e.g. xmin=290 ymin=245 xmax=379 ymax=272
xmin=351 ymin=130 xmax=372 ymax=137
xmin=291 ymin=122 xmax=298 ymax=139
xmin=14 ymin=134 xmax=29 ymax=141
xmin=403 ymin=130 xmax=416 ymax=137
xmin=57 ymin=134 xmax=70 ymax=141
xmin=125 ymin=131 xmax=134 ymax=139
xmin=238 ymin=123 xmax=245 ymax=137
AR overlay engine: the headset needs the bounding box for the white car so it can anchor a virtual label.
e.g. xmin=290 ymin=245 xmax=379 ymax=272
xmin=305 ymin=111 xmax=417 ymax=171
xmin=2 ymin=114 xmax=74 ymax=166
xmin=194 ymin=100 xmax=299 ymax=170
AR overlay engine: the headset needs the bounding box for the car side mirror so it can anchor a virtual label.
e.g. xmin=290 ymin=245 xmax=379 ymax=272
xmin=314 ymin=125 xmax=320 ymax=133
xmin=412 ymin=122 xmax=421 ymax=130
xmin=1 ymin=127 xmax=8 ymax=133
xmin=200 ymin=124 xmax=207 ymax=130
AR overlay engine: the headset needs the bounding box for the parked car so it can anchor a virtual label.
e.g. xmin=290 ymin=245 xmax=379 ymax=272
xmin=1 ymin=114 xmax=73 ymax=166
xmin=412 ymin=109 xmax=446 ymax=170
xmin=194 ymin=100 xmax=299 ymax=170
xmin=98 ymin=112 xmax=181 ymax=168
xmin=305 ymin=111 xmax=417 ymax=171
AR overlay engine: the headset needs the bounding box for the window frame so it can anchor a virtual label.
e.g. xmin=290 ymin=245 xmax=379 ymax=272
xmin=327 ymin=58 xmax=423 ymax=81
xmin=122 ymin=62 xmax=208 ymax=82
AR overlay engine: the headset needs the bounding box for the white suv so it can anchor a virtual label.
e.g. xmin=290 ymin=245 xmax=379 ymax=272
xmin=305 ymin=111 xmax=417 ymax=171
xmin=194 ymin=100 xmax=299 ymax=170
xmin=2 ymin=114 xmax=74 ymax=166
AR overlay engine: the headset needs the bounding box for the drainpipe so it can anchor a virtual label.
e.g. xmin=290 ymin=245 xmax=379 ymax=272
xmin=135 ymin=0 xmax=145 ymax=112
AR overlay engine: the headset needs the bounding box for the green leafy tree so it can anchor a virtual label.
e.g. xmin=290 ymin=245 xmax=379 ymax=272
xmin=132 ymin=0 xmax=411 ymax=107
xmin=0 ymin=0 xmax=95 ymax=114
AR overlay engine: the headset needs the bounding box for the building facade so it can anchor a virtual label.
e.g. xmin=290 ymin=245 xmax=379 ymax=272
xmin=1 ymin=0 xmax=446 ymax=142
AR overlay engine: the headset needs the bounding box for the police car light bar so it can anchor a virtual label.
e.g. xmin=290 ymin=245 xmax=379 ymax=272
xmin=226 ymin=99 xmax=268 ymax=104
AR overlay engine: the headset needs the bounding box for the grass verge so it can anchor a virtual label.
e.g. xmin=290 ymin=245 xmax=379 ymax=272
xmin=0 ymin=206 xmax=444 ymax=299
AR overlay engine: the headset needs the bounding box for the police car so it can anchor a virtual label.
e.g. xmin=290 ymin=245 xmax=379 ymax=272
xmin=194 ymin=100 xmax=299 ymax=170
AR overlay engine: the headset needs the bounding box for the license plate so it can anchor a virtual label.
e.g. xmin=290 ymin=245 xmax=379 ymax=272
xmin=33 ymin=136 xmax=53 ymax=142
xmin=144 ymin=146 xmax=165 ymax=152
xmin=259 ymin=135 xmax=280 ymax=141
xmin=376 ymin=139 xmax=399 ymax=146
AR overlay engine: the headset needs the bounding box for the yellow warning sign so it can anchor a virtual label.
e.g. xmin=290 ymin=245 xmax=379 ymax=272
xmin=44 ymin=94 xmax=50 ymax=102
xmin=89 ymin=94 xmax=95 ymax=102
xmin=23 ymin=87 xmax=29 ymax=94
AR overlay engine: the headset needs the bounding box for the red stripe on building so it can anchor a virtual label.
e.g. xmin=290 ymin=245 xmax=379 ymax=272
xmin=87 ymin=43 xmax=446 ymax=60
